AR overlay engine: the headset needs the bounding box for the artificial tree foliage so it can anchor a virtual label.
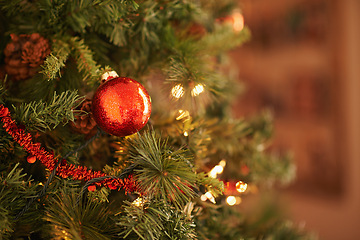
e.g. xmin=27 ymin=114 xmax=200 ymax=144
xmin=0 ymin=0 xmax=315 ymax=239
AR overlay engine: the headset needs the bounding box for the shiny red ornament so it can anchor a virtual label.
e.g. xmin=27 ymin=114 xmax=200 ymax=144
xmin=92 ymin=77 xmax=151 ymax=137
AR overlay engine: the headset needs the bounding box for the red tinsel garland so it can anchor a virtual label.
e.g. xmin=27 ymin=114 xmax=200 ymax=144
xmin=0 ymin=104 xmax=139 ymax=192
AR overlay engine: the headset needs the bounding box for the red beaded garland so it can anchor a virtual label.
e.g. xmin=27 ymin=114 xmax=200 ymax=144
xmin=92 ymin=77 xmax=151 ymax=137
xmin=0 ymin=104 xmax=139 ymax=192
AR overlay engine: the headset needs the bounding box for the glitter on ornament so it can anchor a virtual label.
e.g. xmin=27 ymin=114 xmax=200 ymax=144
xmin=92 ymin=77 xmax=152 ymax=137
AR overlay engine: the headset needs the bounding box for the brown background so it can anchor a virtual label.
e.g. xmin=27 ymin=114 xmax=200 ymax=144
xmin=232 ymin=0 xmax=360 ymax=239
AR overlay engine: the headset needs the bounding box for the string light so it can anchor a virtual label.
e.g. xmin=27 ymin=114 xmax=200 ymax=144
xmin=171 ymin=84 xmax=184 ymax=98
xmin=176 ymin=109 xmax=190 ymax=121
xmin=61 ymin=230 xmax=69 ymax=240
xmin=184 ymin=131 xmax=189 ymax=137
xmin=200 ymin=192 xmax=216 ymax=203
xmin=232 ymin=10 xmax=244 ymax=32
xmin=200 ymin=194 xmax=208 ymax=202
xmin=191 ymin=83 xmax=204 ymax=96
xmin=226 ymin=196 xmax=236 ymax=206
xmin=226 ymin=196 xmax=242 ymax=206
xmin=257 ymin=144 xmax=265 ymax=152
xmin=209 ymin=161 xmax=225 ymax=178
xmin=132 ymin=197 xmax=145 ymax=207
xmin=236 ymin=181 xmax=248 ymax=193
xmin=219 ymin=159 xmax=226 ymax=167
xmin=204 ymin=191 xmax=216 ymax=203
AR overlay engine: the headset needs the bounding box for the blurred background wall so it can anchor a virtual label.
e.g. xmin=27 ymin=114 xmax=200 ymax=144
xmin=232 ymin=0 xmax=360 ymax=239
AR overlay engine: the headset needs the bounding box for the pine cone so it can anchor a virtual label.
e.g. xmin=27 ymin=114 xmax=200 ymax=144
xmin=4 ymin=33 xmax=51 ymax=81
xmin=70 ymin=98 xmax=97 ymax=136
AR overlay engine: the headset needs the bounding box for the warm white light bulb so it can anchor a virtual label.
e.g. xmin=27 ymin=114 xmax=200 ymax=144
xmin=132 ymin=197 xmax=145 ymax=207
xmin=176 ymin=109 xmax=190 ymax=121
xmin=191 ymin=83 xmax=204 ymax=96
xmin=200 ymin=194 xmax=207 ymax=201
xmin=171 ymin=84 xmax=184 ymax=98
xmin=236 ymin=181 xmax=248 ymax=193
xmin=213 ymin=165 xmax=224 ymax=174
xmin=219 ymin=159 xmax=226 ymax=167
xmin=232 ymin=11 xmax=244 ymax=32
xmin=209 ymin=168 xmax=218 ymax=178
xmin=205 ymin=191 xmax=216 ymax=203
xmin=226 ymin=196 xmax=236 ymax=206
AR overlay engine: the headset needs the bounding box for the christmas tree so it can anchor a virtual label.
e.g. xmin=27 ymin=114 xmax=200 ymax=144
xmin=0 ymin=1 xmax=315 ymax=239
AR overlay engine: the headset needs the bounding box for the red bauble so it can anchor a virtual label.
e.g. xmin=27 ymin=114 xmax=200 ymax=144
xmin=92 ymin=77 xmax=151 ymax=137
xmin=27 ymin=155 xmax=36 ymax=163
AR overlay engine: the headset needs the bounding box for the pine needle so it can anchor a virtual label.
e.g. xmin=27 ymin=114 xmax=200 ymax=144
xmin=44 ymin=188 xmax=117 ymax=240
xmin=14 ymin=90 xmax=83 ymax=132
xmin=40 ymin=40 xmax=70 ymax=81
xmin=128 ymin=131 xmax=197 ymax=210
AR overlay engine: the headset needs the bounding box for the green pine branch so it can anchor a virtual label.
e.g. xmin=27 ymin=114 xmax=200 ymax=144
xmin=246 ymin=152 xmax=296 ymax=187
xmin=64 ymin=0 xmax=138 ymax=34
xmin=40 ymin=39 xmax=70 ymax=81
xmin=128 ymin=131 xmax=197 ymax=210
xmin=43 ymin=188 xmax=117 ymax=240
xmin=14 ymin=90 xmax=83 ymax=132
xmin=0 ymin=79 xmax=6 ymax=104
xmin=196 ymin=172 xmax=224 ymax=198
xmin=0 ymin=164 xmax=40 ymax=240
xmin=68 ymin=37 xmax=101 ymax=86
xmin=117 ymin=200 xmax=196 ymax=240
xmin=199 ymin=25 xmax=251 ymax=55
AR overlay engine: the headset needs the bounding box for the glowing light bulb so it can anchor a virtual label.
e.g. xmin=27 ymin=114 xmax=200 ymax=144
xmin=213 ymin=165 xmax=224 ymax=174
xmin=191 ymin=83 xmax=204 ymax=96
xmin=226 ymin=196 xmax=236 ymax=206
xmin=176 ymin=109 xmax=190 ymax=120
xmin=236 ymin=181 xmax=248 ymax=193
xmin=184 ymin=131 xmax=189 ymax=137
xmin=132 ymin=197 xmax=145 ymax=207
xmin=204 ymin=191 xmax=216 ymax=203
xmin=232 ymin=11 xmax=244 ymax=32
xmin=209 ymin=168 xmax=218 ymax=178
xmin=171 ymin=84 xmax=184 ymax=98
xmin=219 ymin=159 xmax=226 ymax=167
xmin=257 ymin=144 xmax=265 ymax=152
xmin=200 ymin=194 xmax=207 ymax=201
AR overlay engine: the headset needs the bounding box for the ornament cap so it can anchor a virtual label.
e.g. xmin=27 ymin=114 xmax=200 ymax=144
xmin=101 ymin=71 xmax=119 ymax=83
